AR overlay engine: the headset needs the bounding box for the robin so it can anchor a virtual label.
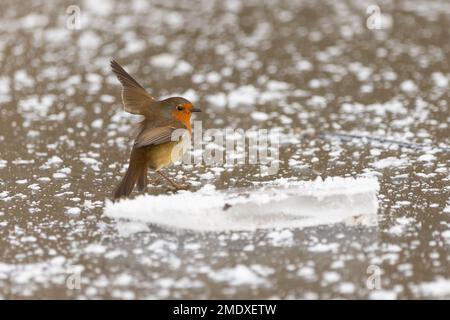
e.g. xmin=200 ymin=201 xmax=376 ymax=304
xmin=110 ymin=60 xmax=201 ymax=199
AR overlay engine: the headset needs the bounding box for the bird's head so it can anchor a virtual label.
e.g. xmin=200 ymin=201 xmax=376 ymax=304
xmin=159 ymin=97 xmax=201 ymax=130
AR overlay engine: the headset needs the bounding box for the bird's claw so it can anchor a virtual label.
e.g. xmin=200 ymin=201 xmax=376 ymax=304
xmin=167 ymin=183 xmax=190 ymax=192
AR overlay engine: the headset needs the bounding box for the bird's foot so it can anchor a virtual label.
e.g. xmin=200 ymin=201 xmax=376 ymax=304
xmin=151 ymin=177 xmax=161 ymax=185
xmin=157 ymin=170 xmax=190 ymax=192
xmin=166 ymin=182 xmax=190 ymax=192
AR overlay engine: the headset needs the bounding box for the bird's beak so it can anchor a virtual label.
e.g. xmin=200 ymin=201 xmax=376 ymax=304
xmin=191 ymin=107 xmax=202 ymax=113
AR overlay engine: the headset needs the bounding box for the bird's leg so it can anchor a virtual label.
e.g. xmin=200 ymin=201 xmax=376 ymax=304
xmin=157 ymin=170 xmax=189 ymax=191
xmin=149 ymin=175 xmax=161 ymax=185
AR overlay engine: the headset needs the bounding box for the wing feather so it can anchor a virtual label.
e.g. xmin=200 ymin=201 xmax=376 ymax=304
xmin=110 ymin=60 xmax=155 ymax=115
xmin=134 ymin=125 xmax=187 ymax=149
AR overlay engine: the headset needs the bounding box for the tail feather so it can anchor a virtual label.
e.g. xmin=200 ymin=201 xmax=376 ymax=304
xmin=136 ymin=164 xmax=148 ymax=192
xmin=113 ymin=162 xmax=141 ymax=199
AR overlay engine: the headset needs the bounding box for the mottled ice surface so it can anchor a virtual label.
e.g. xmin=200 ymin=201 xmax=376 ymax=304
xmin=0 ymin=0 xmax=449 ymax=299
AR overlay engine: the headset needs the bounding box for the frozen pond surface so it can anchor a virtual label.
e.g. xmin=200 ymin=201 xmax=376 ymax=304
xmin=0 ymin=0 xmax=449 ymax=299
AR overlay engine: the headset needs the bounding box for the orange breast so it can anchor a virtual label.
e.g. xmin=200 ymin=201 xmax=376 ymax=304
xmin=171 ymin=110 xmax=192 ymax=133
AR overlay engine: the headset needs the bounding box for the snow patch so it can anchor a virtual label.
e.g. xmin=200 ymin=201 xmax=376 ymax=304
xmin=116 ymin=221 xmax=150 ymax=237
xmin=66 ymin=207 xmax=81 ymax=216
xmin=151 ymin=53 xmax=177 ymax=68
xmin=400 ymin=80 xmax=417 ymax=92
xmin=372 ymin=157 xmax=408 ymax=169
xmin=209 ymin=265 xmax=267 ymax=286
xmin=417 ymin=154 xmax=436 ymax=162
xmin=228 ymin=85 xmax=259 ymax=108
xmin=413 ymin=278 xmax=450 ymax=298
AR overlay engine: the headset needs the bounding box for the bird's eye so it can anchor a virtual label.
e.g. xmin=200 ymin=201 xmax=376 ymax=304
xmin=176 ymin=105 xmax=184 ymax=111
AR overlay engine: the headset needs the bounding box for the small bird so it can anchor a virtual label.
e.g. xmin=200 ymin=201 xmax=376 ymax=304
xmin=110 ymin=60 xmax=201 ymax=199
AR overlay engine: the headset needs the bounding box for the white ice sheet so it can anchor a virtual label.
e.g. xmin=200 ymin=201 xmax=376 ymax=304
xmin=104 ymin=177 xmax=380 ymax=232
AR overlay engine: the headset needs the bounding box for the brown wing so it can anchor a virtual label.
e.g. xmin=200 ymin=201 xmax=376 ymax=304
xmin=134 ymin=125 xmax=188 ymax=149
xmin=110 ymin=60 xmax=155 ymax=115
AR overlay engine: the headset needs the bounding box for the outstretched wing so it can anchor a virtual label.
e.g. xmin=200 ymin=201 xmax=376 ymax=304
xmin=110 ymin=60 xmax=155 ymax=115
xmin=134 ymin=124 xmax=188 ymax=149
